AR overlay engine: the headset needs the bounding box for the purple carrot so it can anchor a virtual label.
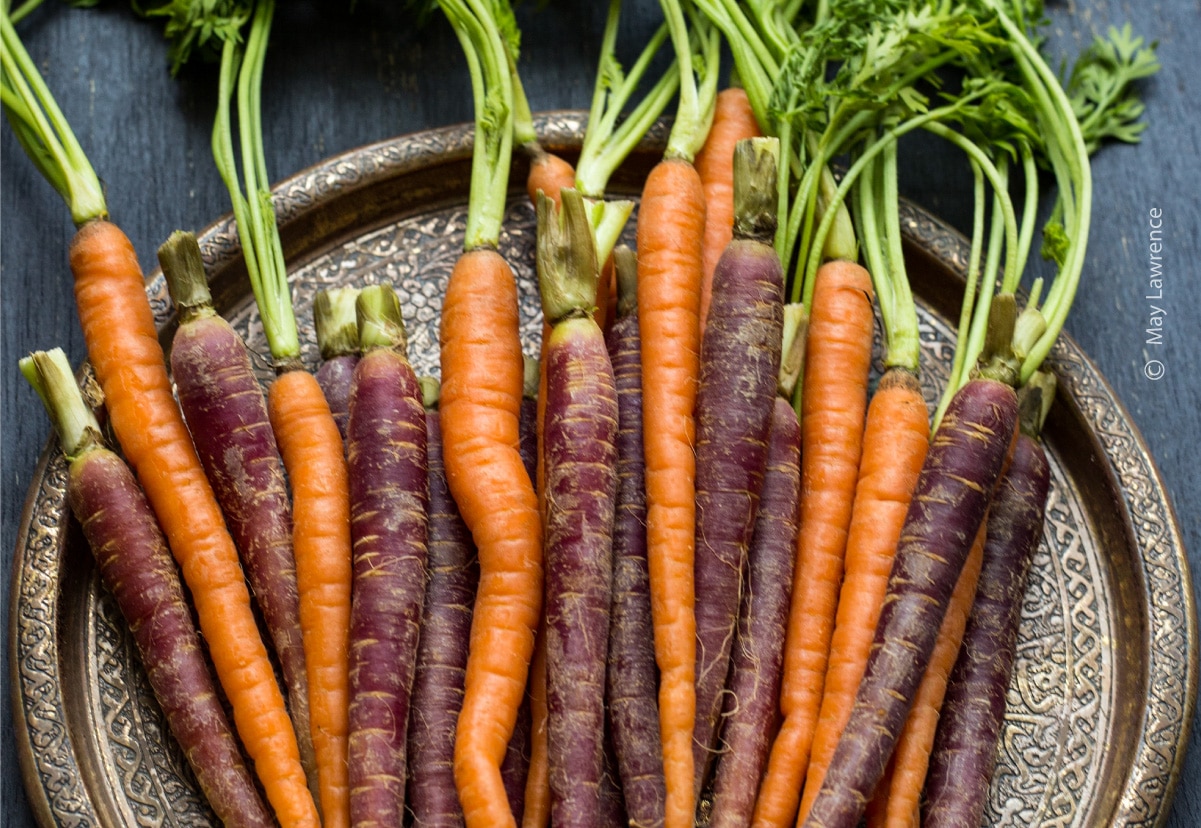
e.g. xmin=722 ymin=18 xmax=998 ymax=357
xmin=708 ymin=394 xmax=801 ymax=828
xmin=314 ymin=286 xmax=361 ymax=446
xmin=801 ymin=377 xmax=1019 ymax=828
xmin=156 ymin=231 xmax=317 ymax=794
xmin=692 ymin=138 xmax=785 ymax=794
xmin=923 ymin=427 xmax=1051 ymax=828
xmin=406 ymin=378 xmax=480 ymax=828
xmin=347 ymin=284 xmax=430 ymax=827
xmin=538 ymin=189 xmax=618 ymax=828
xmin=604 ymin=245 xmax=666 ymax=828
xmin=22 ymin=349 xmax=274 ymax=828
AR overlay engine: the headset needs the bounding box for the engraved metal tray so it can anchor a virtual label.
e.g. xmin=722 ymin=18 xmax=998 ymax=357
xmin=10 ymin=113 xmax=1197 ymax=827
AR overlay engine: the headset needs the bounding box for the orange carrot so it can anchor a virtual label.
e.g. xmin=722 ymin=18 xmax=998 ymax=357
xmin=694 ymin=87 xmax=761 ymax=330
xmin=443 ymin=248 xmax=542 ymax=828
xmin=526 ymin=146 xmax=576 ymax=209
xmin=637 ymin=153 xmax=707 ymax=828
xmin=522 ymin=623 xmax=551 ymax=828
xmin=754 ymin=259 xmax=875 ymax=828
xmin=865 ymin=524 xmax=986 ymax=828
xmin=797 ymin=368 xmax=929 ymax=823
xmin=268 ymin=368 xmax=352 ymax=828
xmin=70 ymin=220 xmax=318 ymax=828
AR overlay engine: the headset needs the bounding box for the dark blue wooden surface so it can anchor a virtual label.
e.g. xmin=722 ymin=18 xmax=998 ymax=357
xmin=3 ymin=1 xmax=1198 ymax=825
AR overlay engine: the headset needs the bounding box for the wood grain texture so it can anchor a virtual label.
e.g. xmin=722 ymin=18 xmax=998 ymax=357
xmin=2 ymin=2 xmax=1197 ymax=827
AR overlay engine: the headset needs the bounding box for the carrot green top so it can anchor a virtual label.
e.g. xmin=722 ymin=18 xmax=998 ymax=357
xmin=657 ymin=0 xmax=720 ymax=163
xmin=210 ymin=0 xmax=299 ymax=367
xmin=315 ymin=287 xmax=362 ymax=361
xmin=20 ymin=348 xmax=104 ymax=462
xmin=157 ymin=231 xmax=217 ymax=325
xmin=535 ymin=188 xmax=599 ymax=326
xmin=0 ymin=7 xmax=106 ymax=226
xmin=356 ymin=284 xmax=409 ymax=355
xmin=439 ymin=0 xmax=516 ymax=252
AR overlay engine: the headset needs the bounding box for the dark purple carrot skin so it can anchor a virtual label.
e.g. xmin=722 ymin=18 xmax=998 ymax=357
xmin=600 ymin=727 xmax=628 ymax=828
xmin=692 ymin=238 xmax=784 ymax=792
xmin=347 ymin=349 xmax=430 ymax=827
xmin=708 ymin=397 xmax=801 ymax=828
xmin=543 ymin=315 xmax=619 ymax=828
xmin=604 ymin=303 xmax=667 ymax=828
xmin=317 ymin=353 xmax=360 ymax=445
xmin=407 ymin=410 xmax=479 ymax=827
xmin=169 ymin=313 xmax=315 ymax=776
xmin=922 ymin=433 xmax=1050 ymax=828
xmin=801 ymin=377 xmax=1019 ymax=828
xmin=69 ymin=449 xmax=274 ymax=828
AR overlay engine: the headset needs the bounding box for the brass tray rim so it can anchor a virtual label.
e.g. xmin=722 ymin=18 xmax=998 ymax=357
xmin=9 ymin=111 xmax=1197 ymax=827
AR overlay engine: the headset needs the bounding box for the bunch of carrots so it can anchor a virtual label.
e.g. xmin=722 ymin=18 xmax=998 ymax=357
xmin=4 ymin=0 xmax=1159 ymax=827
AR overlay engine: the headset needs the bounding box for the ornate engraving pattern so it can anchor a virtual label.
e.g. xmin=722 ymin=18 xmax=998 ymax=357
xmin=11 ymin=116 xmax=1194 ymax=828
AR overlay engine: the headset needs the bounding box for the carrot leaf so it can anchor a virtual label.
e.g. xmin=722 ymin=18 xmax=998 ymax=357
xmin=0 ymin=7 xmax=107 ymax=225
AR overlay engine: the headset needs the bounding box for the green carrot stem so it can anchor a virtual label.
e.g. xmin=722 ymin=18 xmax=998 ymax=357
xmin=439 ymin=0 xmax=514 ymax=251
xmin=314 ymin=287 xmax=361 ymax=360
xmin=879 ymin=140 xmax=919 ymax=373
xmin=982 ymin=157 xmax=1010 ymax=296
xmin=536 ymin=188 xmax=599 ymax=325
xmin=934 ymin=160 xmax=989 ymax=432
xmin=576 ymin=18 xmax=675 ymax=199
xmin=356 ymin=284 xmax=409 ymax=354
xmin=988 ymin=4 xmax=1091 ymax=381
xmin=659 ymin=0 xmax=719 ymax=162
xmin=211 ymin=0 xmax=300 ymax=364
xmin=157 ymin=230 xmax=216 ymax=323
xmin=21 ymin=349 xmax=104 ymax=462
xmin=777 ymin=302 xmax=808 ymax=401
xmin=0 ymin=8 xmax=106 ymax=225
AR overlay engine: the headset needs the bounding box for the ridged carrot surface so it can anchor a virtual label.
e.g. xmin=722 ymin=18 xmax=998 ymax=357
xmin=636 ymin=155 xmax=707 ymax=828
xmin=269 ymin=367 xmax=352 ymax=828
xmin=441 ymin=247 xmax=542 ymax=828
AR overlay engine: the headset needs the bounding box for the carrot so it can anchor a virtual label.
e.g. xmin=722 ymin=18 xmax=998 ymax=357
xmin=435 ymin=3 xmax=542 ymax=824
xmin=866 ymin=523 xmax=985 ymax=828
xmin=604 ymin=246 xmax=666 ymax=828
xmin=637 ymin=151 xmax=706 ymax=827
xmin=407 ymin=379 xmax=479 ymax=828
xmin=691 ymin=138 xmax=784 ymax=795
xmin=345 ymin=285 xmax=429 ymax=827
xmin=754 ymin=258 xmax=875 ymax=828
xmin=71 ymin=219 xmax=318 ymax=828
xmin=156 ymin=230 xmax=319 ymax=803
xmin=635 ymin=10 xmax=719 ymax=822
xmin=707 ymin=393 xmax=801 ymax=828
xmin=526 ymin=144 xmax=576 ymax=209
xmin=694 ymin=87 xmax=761 ymax=330
xmin=2 ymin=13 xmax=317 ymax=825
xmin=537 ymin=189 xmax=619 ymax=828
xmin=22 ymin=350 xmax=276 ymax=828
